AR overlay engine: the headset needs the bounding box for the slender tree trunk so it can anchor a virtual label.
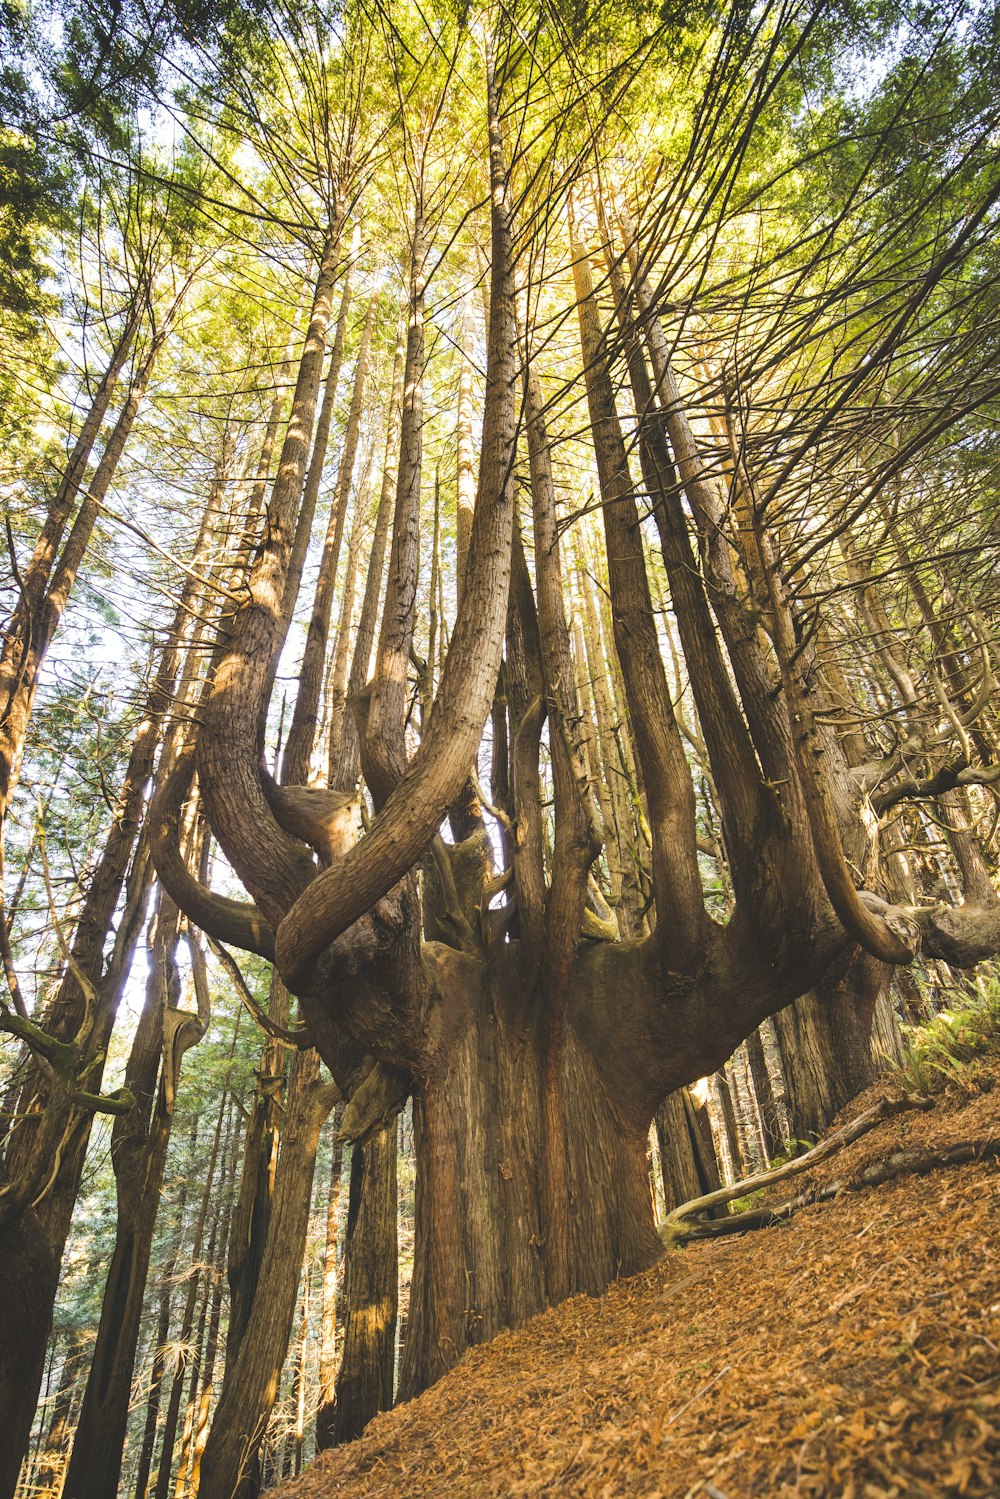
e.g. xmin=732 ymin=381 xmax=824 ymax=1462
xmin=133 ymin=1128 xmax=198 ymax=1499
xmin=314 ymin=1107 xmax=345 ymax=1450
xmin=152 ymin=1086 xmax=233 ymax=1499
xmin=0 ymin=304 xmax=141 ymax=798
xmin=745 ymin=1027 xmax=783 ymax=1162
xmin=185 ymin=1138 xmax=238 ymax=1498
xmin=30 ymin=1334 xmax=85 ymax=1496
xmin=282 ymin=292 xmax=378 ymax=780
xmin=196 ymin=1050 xmax=337 ymax=1499
xmin=331 ymin=1125 xmax=397 ymax=1444
xmin=329 ymin=323 xmax=405 ymax=794
xmin=63 ymin=899 xmax=208 ymax=1499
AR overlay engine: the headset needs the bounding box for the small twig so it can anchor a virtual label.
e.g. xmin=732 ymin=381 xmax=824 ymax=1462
xmin=206 ymin=936 xmax=311 ymax=1048
xmin=665 ymin=1365 xmax=731 ymax=1429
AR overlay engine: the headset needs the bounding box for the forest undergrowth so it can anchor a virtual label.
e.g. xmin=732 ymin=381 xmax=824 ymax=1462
xmin=274 ymin=1041 xmax=1000 ymax=1499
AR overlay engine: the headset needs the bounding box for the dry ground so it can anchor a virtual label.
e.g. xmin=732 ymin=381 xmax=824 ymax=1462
xmin=277 ymin=1060 xmax=1000 ymax=1499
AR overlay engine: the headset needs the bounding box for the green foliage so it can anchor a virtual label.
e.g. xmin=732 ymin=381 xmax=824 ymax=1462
xmin=897 ymin=980 xmax=1000 ymax=1098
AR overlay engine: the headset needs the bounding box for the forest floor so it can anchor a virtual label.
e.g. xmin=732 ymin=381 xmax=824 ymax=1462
xmin=278 ymin=1055 xmax=1000 ymax=1499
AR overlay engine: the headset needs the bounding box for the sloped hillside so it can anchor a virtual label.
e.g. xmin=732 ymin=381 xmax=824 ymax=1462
xmin=277 ymin=1062 xmax=1000 ymax=1499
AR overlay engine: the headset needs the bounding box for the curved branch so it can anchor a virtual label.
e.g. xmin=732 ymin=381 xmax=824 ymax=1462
xmin=206 ymin=936 xmax=311 ymax=1047
xmin=149 ymin=748 xmax=276 ymax=960
xmin=890 ymin=895 xmax=1000 ymax=967
xmin=873 ymin=758 xmax=1000 ymax=815
xmin=275 ymin=67 xmax=518 ymax=992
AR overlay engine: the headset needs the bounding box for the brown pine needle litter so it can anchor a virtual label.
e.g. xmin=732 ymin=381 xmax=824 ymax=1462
xmin=277 ymin=1061 xmax=1000 ymax=1499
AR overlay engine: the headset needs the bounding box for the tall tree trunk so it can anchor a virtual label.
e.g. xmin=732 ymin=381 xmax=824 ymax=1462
xmin=282 ymin=291 xmax=378 ymax=780
xmin=30 ymin=1333 xmax=85 ymax=1496
xmin=63 ymin=900 xmax=208 ymax=1499
xmin=331 ymin=1124 xmax=397 ymax=1444
xmin=196 ymin=1049 xmax=337 ymax=1499
xmin=152 ymin=1088 xmax=234 ymax=1499
xmin=132 ymin=1123 xmax=199 ymax=1499
xmin=314 ymin=1107 xmax=345 ymax=1450
xmin=745 ymin=1027 xmax=784 ymax=1162
xmin=0 ymin=303 xmax=141 ymax=813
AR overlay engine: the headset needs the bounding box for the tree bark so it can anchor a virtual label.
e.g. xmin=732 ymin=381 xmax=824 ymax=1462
xmin=63 ymin=905 xmax=208 ymax=1499
xmin=331 ymin=1124 xmax=397 ymax=1444
xmin=196 ymin=1050 xmax=337 ymax=1499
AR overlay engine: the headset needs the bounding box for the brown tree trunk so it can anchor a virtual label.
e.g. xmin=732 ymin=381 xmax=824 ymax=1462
xmin=132 ymin=1130 xmax=198 ymax=1499
xmin=0 ymin=303 xmax=141 ymax=819
xmin=714 ymin=1068 xmax=746 ymax=1183
xmin=314 ymin=1107 xmax=345 ymax=1450
xmin=399 ymin=954 xmax=663 ymax=1400
xmin=772 ymin=959 xmax=884 ymax=1142
xmin=196 ymin=1049 xmax=337 ymax=1499
xmin=331 ymin=1124 xmax=397 ymax=1444
xmin=63 ymin=903 xmax=208 ymax=1499
xmin=29 ymin=1333 xmax=84 ymax=1496
xmin=152 ymin=1085 xmax=234 ymax=1499
xmin=654 ymin=1087 xmax=724 ymax=1215
xmin=745 ymin=1027 xmax=784 ymax=1162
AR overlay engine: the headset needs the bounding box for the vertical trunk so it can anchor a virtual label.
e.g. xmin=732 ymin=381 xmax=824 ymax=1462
xmin=654 ymin=1087 xmax=723 ymax=1215
xmin=329 ymin=323 xmax=405 ymax=795
xmin=30 ymin=1335 xmax=84 ymax=1496
xmin=0 ymin=303 xmax=141 ymax=804
xmin=152 ymin=1087 xmax=233 ymax=1499
xmin=63 ymin=906 xmax=208 ymax=1499
xmin=0 ymin=1211 xmax=57 ymax=1499
xmin=0 ymin=320 xmax=171 ymax=825
xmin=573 ymin=566 xmax=646 ymax=936
xmin=455 ymin=293 xmax=476 ymax=599
xmin=280 ymin=289 xmax=377 ymax=777
xmin=275 ymin=243 xmax=356 ymax=660
xmin=398 ymin=956 xmax=662 ymax=1402
xmin=744 ymin=1027 xmax=783 ymax=1162
xmin=185 ymin=1159 xmax=237 ymax=1497
xmin=172 ymin=1169 xmax=230 ymax=1499
xmin=362 ymin=213 xmax=427 ymax=805
xmin=133 ymin=1143 xmax=197 ymax=1499
xmin=314 ymin=1107 xmax=346 ymax=1450
xmin=291 ymin=1276 xmax=311 ymax=1475
xmin=322 ymin=477 xmax=367 ymax=783
xmin=331 ymin=1125 xmax=398 ymax=1445
xmin=772 ymin=956 xmax=884 ymax=1141
xmin=714 ymin=1069 xmax=746 ymax=1182
xmin=196 ymin=1050 xmax=337 ymax=1499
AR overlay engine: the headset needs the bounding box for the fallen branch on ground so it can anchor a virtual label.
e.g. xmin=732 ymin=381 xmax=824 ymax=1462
xmin=659 ymin=1093 xmax=929 ymax=1246
xmin=664 ymin=1136 xmax=1000 ymax=1243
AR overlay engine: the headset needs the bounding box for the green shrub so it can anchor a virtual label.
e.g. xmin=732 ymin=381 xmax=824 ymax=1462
xmin=897 ymin=979 xmax=1000 ymax=1097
